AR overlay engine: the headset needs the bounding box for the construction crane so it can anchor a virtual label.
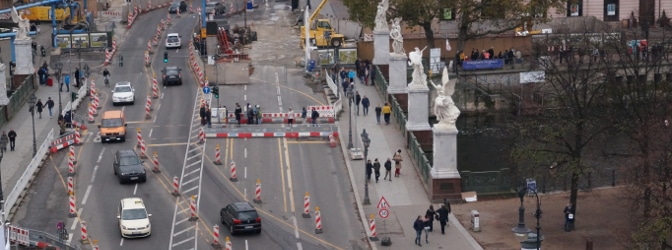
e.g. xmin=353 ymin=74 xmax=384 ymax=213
xmin=299 ymin=0 xmax=344 ymax=48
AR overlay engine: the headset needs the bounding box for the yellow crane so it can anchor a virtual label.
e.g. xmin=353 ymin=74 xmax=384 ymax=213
xmin=299 ymin=0 xmax=345 ymax=48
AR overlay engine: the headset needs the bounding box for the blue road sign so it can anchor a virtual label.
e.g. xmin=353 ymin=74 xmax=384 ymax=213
xmin=203 ymin=86 xmax=211 ymax=94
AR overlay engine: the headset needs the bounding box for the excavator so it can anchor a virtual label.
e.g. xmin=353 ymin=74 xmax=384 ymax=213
xmin=299 ymin=0 xmax=344 ymax=48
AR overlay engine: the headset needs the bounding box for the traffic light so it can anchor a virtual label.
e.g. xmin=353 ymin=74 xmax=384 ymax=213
xmin=212 ymin=86 xmax=219 ymax=99
xmin=71 ymin=92 xmax=78 ymax=102
xmin=163 ymin=52 xmax=168 ymax=63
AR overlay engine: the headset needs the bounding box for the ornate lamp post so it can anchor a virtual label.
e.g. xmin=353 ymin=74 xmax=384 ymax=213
xmin=346 ymin=86 xmax=354 ymax=149
xmin=28 ymin=94 xmax=37 ymax=156
xmin=361 ymin=129 xmax=371 ymax=205
xmin=512 ymin=186 xmax=544 ymax=250
xmin=54 ymin=62 xmax=63 ymax=113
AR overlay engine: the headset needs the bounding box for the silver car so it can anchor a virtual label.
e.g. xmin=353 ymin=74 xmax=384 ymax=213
xmin=112 ymin=81 xmax=135 ymax=106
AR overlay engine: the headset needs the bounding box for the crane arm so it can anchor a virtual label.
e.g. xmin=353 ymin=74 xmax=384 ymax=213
xmin=0 ymin=0 xmax=68 ymax=14
xmin=307 ymin=0 xmax=328 ymax=24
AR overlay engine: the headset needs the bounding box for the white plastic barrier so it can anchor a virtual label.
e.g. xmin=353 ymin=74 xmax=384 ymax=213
xmin=61 ymin=77 xmax=89 ymax=117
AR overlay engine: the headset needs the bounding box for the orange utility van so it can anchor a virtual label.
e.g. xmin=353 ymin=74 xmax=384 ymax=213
xmin=99 ymin=110 xmax=127 ymax=143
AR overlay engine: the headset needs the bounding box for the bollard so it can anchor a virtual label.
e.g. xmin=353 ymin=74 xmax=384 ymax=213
xmin=94 ymin=94 xmax=101 ymax=110
xmin=314 ymin=206 xmax=323 ymax=234
xmin=329 ymin=133 xmax=337 ymax=147
xmin=198 ymin=127 xmax=205 ymax=144
xmin=229 ymin=161 xmax=238 ymax=182
xmin=172 ymin=176 xmax=180 ymax=196
xmin=67 ymin=176 xmax=74 ymax=196
xmin=145 ymin=98 xmax=152 ymax=119
xmin=188 ymin=195 xmax=198 ymax=221
xmin=68 ymin=153 xmax=76 ymax=176
xmin=89 ymin=82 xmax=96 ymax=98
xmin=152 ymin=74 xmax=159 ymax=99
xmin=136 ymin=128 xmax=143 ymax=149
xmin=139 ymin=140 xmax=147 ymax=159
xmin=91 ymin=98 xmax=98 ymax=117
xmin=80 ymin=220 xmax=89 ymax=244
xmin=69 ymin=145 xmax=77 ymax=164
xmin=147 ymin=41 xmax=152 ymax=53
xmin=253 ymin=179 xmax=262 ymax=203
xmin=303 ymin=192 xmax=311 ymax=218
xmin=152 ymin=152 xmax=161 ymax=173
xmin=224 ymin=236 xmax=232 ymax=250
xmin=369 ymin=214 xmax=378 ymax=241
xmin=74 ymin=128 xmax=82 ymax=145
xmin=213 ymin=144 xmax=222 ymax=165
xmin=145 ymin=51 xmax=150 ymax=67
xmin=88 ymin=103 xmax=95 ymax=123
xmin=211 ymin=225 xmax=221 ymax=248
xmin=146 ymin=96 xmax=153 ymax=111
xmin=68 ymin=195 xmax=77 ymax=218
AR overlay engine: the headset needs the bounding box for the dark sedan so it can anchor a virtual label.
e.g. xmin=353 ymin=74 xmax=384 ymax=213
xmin=113 ymin=150 xmax=147 ymax=184
xmin=162 ymin=66 xmax=182 ymax=86
xmin=168 ymin=1 xmax=187 ymax=13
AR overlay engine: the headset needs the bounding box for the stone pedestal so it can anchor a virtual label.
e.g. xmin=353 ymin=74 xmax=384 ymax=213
xmin=14 ymin=39 xmax=35 ymax=75
xmin=430 ymin=125 xmax=462 ymax=201
xmin=372 ymin=30 xmax=389 ymax=65
xmin=388 ymin=53 xmax=407 ymax=94
xmin=406 ymin=85 xmax=431 ymax=131
xmin=0 ymin=64 xmax=8 ymax=105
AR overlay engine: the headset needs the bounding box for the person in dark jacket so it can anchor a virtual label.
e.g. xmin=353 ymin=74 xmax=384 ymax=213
xmin=361 ymin=95 xmax=370 ymax=116
xmin=375 ymin=104 xmax=382 ymax=124
xmin=423 ymin=215 xmax=431 ymax=243
xmin=234 ymin=103 xmax=242 ymax=125
xmin=35 ymin=99 xmax=44 ymax=119
xmin=383 ymin=158 xmax=392 ymax=181
xmin=372 ymin=158 xmax=381 ymax=183
xmin=425 ymin=205 xmax=437 ymax=232
xmin=7 ymin=129 xmax=17 ymax=151
xmin=564 ymin=203 xmax=575 ymax=232
xmin=199 ymin=104 xmax=207 ymax=125
xmin=436 ymin=203 xmax=451 ymax=234
xmin=365 ymin=160 xmax=373 ymax=183
xmin=354 ymin=91 xmax=361 ymax=116
xmin=413 ymin=215 xmax=424 ymax=246
xmin=0 ymin=132 xmax=8 ymax=153
xmin=310 ymin=108 xmax=319 ymax=127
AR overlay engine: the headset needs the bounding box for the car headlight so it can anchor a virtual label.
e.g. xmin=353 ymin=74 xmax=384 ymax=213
xmin=146 ymin=224 xmax=151 ymax=228
xmin=121 ymin=225 xmax=127 ymax=230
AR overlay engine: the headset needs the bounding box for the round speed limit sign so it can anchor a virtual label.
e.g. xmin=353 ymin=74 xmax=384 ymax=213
xmin=378 ymin=208 xmax=389 ymax=219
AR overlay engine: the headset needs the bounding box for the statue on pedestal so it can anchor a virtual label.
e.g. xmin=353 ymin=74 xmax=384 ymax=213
xmin=408 ymin=46 xmax=427 ymax=87
xmin=374 ymin=0 xmax=389 ymax=31
xmin=11 ymin=7 xmax=31 ymax=41
xmin=430 ymin=66 xmax=460 ymax=128
xmin=390 ymin=17 xmax=405 ymax=55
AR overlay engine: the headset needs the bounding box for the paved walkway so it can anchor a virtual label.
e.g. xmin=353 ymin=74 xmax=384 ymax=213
xmin=335 ymin=76 xmax=483 ymax=249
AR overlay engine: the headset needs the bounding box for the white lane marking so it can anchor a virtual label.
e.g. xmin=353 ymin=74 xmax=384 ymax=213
xmin=173 ymin=225 xmax=196 ymax=237
xmin=277 ymin=96 xmax=282 ymax=106
xmin=67 ymin=233 xmax=73 ymax=244
xmin=245 ymin=240 xmax=249 ymax=250
xmin=297 ymin=242 xmax=303 ymax=250
xmin=157 ymin=103 xmax=161 ymax=112
xmin=70 ymin=208 xmax=82 ymax=231
xmin=244 ymin=188 xmax=247 ymax=198
xmin=133 ymin=183 xmax=138 ymax=195
xmin=81 ymin=185 xmax=92 ymax=205
xmin=161 ymin=92 xmax=165 ymax=99
xmin=122 ymin=106 xmax=126 ymax=113
xmin=244 ymin=167 xmax=247 ymax=179
xmin=120 ymin=238 xmax=124 ymax=246
xmin=244 ymin=85 xmax=247 ymax=91
xmin=284 ymin=140 xmax=296 ymax=212
xmin=176 ymin=49 xmax=180 ymax=53
xmin=292 ymin=216 xmax=300 ymax=238
xmin=91 ymin=165 xmax=99 ymax=183
xmin=96 ymin=148 xmax=105 ymax=163
xmin=244 ymin=94 xmax=247 ymax=101
xmin=244 ymin=148 xmax=247 ymax=158
xmin=149 ymin=128 xmax=154 ymax=138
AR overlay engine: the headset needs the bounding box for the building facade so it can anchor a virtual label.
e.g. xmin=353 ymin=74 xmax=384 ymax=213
xmin=548 ymin=0 xmax=672 ymax=26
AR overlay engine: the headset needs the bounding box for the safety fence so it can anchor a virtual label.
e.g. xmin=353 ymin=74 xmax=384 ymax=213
xmin=0 ymin=75 xmax=37 ymax=128
xmin=61 ymin=77 xmax=89 ymax=117
xmin=8 ymin=225 xmax=79 ymax=250
xmin=324 ymin=69 xmax=343 ymax=117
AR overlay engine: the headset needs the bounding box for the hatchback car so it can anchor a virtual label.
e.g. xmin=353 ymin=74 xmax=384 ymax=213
xmin=165 ymin=33 xmax=181 ymax=49
xmin=206 ymin=2 xmax=227 ymax=15
xmin=161 ymin=66 xmax=182 ymax=86
xmin=220 ymin=202 xmax=261 ymax=235
xmin=118 ymin=197 xmax=152 ymax=238
xmin=113 ymin=150 xmax=147 ymax=183
xmin=112 ymin=81 xmax=135 ymax=106
xmin=168 ymin=3 xmax=180 ymax=13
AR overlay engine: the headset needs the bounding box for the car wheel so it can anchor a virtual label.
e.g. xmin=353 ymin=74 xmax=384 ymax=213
xmin=131 ymin=101 xmax=134 ymax=105
xmin=179 ymin=81 xmax=183 ymax=85
xmin=141 ymin=176 xmax=147 ymax=183
xmin=256 ymin=229 xmax=261 ymax=234
xmin=112 ymin=103 xmax=117 ymax=106
xmin=118 ymin=178 xmax=124 ymax=184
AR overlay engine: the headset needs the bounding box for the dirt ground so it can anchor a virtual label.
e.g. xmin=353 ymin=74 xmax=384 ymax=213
xmin=452 ymin=187 xmax=633 ymax=250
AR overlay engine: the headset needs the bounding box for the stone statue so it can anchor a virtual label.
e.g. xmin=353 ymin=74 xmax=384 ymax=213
xmin=408 ymin=46 xmax=427 ymax=87
xmin=374 ymin=0 xmax=389 ymax=31
xmin=430 ymin=66 xmax=460 ymax=128
xmin=390 ymin=17 xmax=405 ymax=55
xmin=11 ymin=7 xmax=31 ymax=40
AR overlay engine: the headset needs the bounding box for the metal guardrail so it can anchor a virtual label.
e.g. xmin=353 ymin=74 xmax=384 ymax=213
xmin=4 ymin=129 xmax=54 ymax=218
xmin=24 ymin=227 xmax=80 ymax=250
xmin=324 ymin=69 xmax=343 ymax=117
xmin=407 ymin=132 xmax=432 ymax=183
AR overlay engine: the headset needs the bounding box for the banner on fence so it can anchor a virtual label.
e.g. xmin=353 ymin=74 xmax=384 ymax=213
xmin=461 ymin=59 xmax=504 ymax=71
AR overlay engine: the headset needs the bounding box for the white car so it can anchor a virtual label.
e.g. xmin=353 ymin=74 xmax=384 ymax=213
xmin=165 ymin=33 xmax=181 ymax=49
xmin=117 ymin=198 xmax=152 ymax=238
xmin=112 ymin=81 xmax=135 ymax=106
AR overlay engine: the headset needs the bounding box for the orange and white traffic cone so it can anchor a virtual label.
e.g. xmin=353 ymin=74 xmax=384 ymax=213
xmin=303 ymin=192 xmax=311 ymax=218
xmin=152 ymin=152 xmax=161 ymax=173
xmin=172 ymin=176 xmax=180 ymax=196
xmin=188 ymin=195 xmax=198 ymax=221
xmin=229 ymin=161 xmax=238 ymax=182
xmin=211 ymin=225 xmax=221 ymax=248
xmin=253 ymin=179 xmax=262 ymax=203
xmin=213 ymin=144 xmax=222 ymax=165
xmin=315 ymin=206 xmax=323 ymax=234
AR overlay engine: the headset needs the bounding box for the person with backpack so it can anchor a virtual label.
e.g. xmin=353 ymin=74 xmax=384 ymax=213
xmin=45 ymin=97 xmax=55 ymax=118
xmin=311 ymin=108 xmax=319 ymax=127
xmin=436 ymin=201 xmax=452 ymax=234
xmin=373 ymin=158 xmax=381 ymax=183
xmin=383 ymin=158 xmax=392 ymax=181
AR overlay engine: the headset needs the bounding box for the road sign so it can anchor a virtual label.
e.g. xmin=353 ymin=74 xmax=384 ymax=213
xmin=378 ymin=208 xmax=389 ymax=219
xmin=376 ymin=196 xmax=390 ymax=209
xmin=203 ymin=86 xmax=211 ymax=94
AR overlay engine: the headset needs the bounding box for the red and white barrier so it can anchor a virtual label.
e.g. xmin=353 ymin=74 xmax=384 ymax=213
xmin=205 ymin=131 xmax=339 ymax=138
xmin=71 ymin=120 xmax=87 ymax=131
xmin=229 ymin=161 xmax=238 ymax=182
xmin=145 ymin=97 xmax=152 ymax=119
xmin=306 ymin=105 xmax=336 ymax=117
xmin=136 ymin=128 xmax=144 ymax=149
xmin=213 ymin=144 xmax=222 ymax=165
xmin=68 ymin=195 xmax=77 ymax=217
xmin=329 ymin=133 xmax=337 ymax=147
xmin=69 ymin=145 xmax=76 ymax=163
xmin=74 ymin=128 xmax=82 ymax=145
xmin=67 ymin=176 xmax=74 ymax=196
xmin=369 ymin=214 xmax=378 ymax=240
xmin=104 ymin=49 xmax=111 ymax=65
xmin=112 ymin=39 xmax=117 ymax=51
xmin=172 ymin=176 xmax=180 ymax=196
xmin=224 ymin=236 xmax=232 ymax=250
xmin=152 ymin=151 xmax=161 ymax=173
xmin=50 ymin=132 xmax=76 ymax=153
xmin=88 ymin=104 xmax=95 ymax=123
xmin=147 ymin=41 xmax=152 ymax=52
xmin=189 ymin=195 xmax=198 ymax=221
xmin=68 ymin=150 xmax=76 ymax=176
xmin=139 ymin=139 xmax=147 ymax=159
xmin=253 ymin=179 xmax=261 ymax=203
xmin=81 ymin=220 xmax=88 ymax=242
xmin=315 ymin=206 xmax=323 ymax=234
xmin=147 ymin=1 xmax=151 ymax=10
xmin=152 ymin=76 xmax=159 ymax=99
xmin=211 ymin=225 xmax=221 ymax=247
xmin=198 ymin=127 xmax=205 ymax=144
xmin=145 ymin=51 xmax=150 ymax=67
xmin=303 ymin=192 xmax=311 ymax=218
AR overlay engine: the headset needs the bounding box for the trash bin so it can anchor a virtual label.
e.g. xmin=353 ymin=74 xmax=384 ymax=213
xmin=47 ymin=77 xmax=53 ymax=86
xmin=470 ymin=210 xmax=481 ymax=232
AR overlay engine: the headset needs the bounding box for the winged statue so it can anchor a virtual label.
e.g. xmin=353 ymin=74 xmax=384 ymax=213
xmin=430 ymin=65 xmax=460 ymax=128
xmin=11 ymin=7 xmax=31 ymax=40
xmin=374 ymin=0 xmax=389 ymax=31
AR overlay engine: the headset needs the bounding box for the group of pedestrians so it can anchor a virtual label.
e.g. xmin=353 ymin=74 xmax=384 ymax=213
xmin=365 ymin=149 xmax=404 ymax=183
xmin=0 ymin=129 xmax=17 ymax=153
xmin=199 ymin=103 xmax=212 ymax=127
xmin=413 ymin=203 xmax=452 ymax=246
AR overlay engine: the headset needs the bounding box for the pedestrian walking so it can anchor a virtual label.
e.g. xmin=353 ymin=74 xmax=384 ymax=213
xmin=248 ymin=105 xmax=255 ymax=125
xmin=413 ymin=215 xmax=424 ymax=246
xmin=35 ymin=99 xmax=44 ymax=119
xmin=382 ymin=102 xmax=391 ymax=125
xmin=373 ymin=158 xmax=381 ymax=183
xmin=74 ymin=67 xmax=81 ymax=88
xmin=436 ymin=203 xmax=451 ymax=234
xmin=365 ymin=160 xmax=373 ymax=183
xmin=311 ymin=108 xmax=319 ymax=127
xmin=361 ymin=95 xmax=370 ymax=116
xmin=199 ymin=104 xmax=207 ymax=123
xmin=301 ymin=107 xmax=307 ymax=120
xmin=256 ymin=105 xmax=262 ymax=124
xmin=423 ymin=215 xmax=431 ymax=244
xmin=564 ymin=203 xmax=575 ymax=232
xmin=45 ymin=97 xmax=55 ymax=118
xmin=375 ymin=104 xmax=382 ymax=124
xmin=393 ymin=149 xmax=403 ymax=177
xmin=383 ymin=158 xmax=392 ymax=181
xmin=354 ymin=91 xmax=361 ymax=116
xmin=0 ymin=132 xmax=8 ymax=153
xmin=287 ymin=107 xmax=295 ymax=127
xmin=62 ymin=73 xmax=70 ymax=92
xmin=206 ymin=108 xmax=212 ymax=128
xmin=234 ymin=103 xmax=242 ymax=125
xmin=425 ymin=205 xmax=437 ymax=232
xmin=8 ymin=129 xmax=16 ymax=151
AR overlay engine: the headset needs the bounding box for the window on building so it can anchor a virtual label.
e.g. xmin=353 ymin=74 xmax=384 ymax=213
xmin=441 ymin=8 xmax=455 ymax=21
xmin=604 ymin=0 xmax=619 ymax=22
xmin=567 ymin=0 xmax=582 ymax=17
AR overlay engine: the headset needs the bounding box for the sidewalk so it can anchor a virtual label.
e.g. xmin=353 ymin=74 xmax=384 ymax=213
xmin=336 ymin=78 xmax=483 ymax=249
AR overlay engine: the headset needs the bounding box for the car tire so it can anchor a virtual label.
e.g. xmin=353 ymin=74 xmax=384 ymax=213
xmin=179 ymin=81 xmax=183 ymax=85
xmin=118 ymin=178 xmax=124 ymax=184
xmin=131 ymin=101 xmax=134 ymax=105
xmin=141 ymin=177 xmax=147 ymax=183
xmin=112 ymin=103 xmax=117 ymax=106
xmin=256 ymin=229 xmax=261 ymax=234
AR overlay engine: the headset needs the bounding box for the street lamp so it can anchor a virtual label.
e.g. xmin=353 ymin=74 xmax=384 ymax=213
xmin=361 ymin=129 xmax=371 ymax=205
xmin=511 ymin=186 xmax=544 ymax=250
xmin=0 ymin=149 xmax=5 ymax=244
xmin=346 ymin=86 xmax=354 ymax=149
xmin=28 ymin=94 xmax=37 ymax=157
xmin=54 ymin=62 xmax=63 ymax=113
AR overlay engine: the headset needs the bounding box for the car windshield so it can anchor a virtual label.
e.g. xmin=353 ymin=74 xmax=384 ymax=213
xmin=121 ymin=208 xmax=148 ymax=220
xmin=170 ymin=3 xmax=179 ymax=7
xmin=238 ymin=211 xmax=259 ymax=220
xmin=166 ymin=69 xmax=179 ymax=75
xmin=115 ymin=86 xmax=132 ymax=93
xmin=101 ymin=118 xmax=123 ymax=127
xmin=168 ymin=37 xmax=179 ymax=43
xmin=120 ymin=156 xmax=141 ymax=166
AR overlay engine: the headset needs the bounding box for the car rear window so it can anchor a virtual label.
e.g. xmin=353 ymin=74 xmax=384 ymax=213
xmin=168 ymin=37 xmax=179 ymax=43
xmin=166 ymin=69 xmax=179 ymax=75
xmin=237 ymin=211 xmax=259 ymax=220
